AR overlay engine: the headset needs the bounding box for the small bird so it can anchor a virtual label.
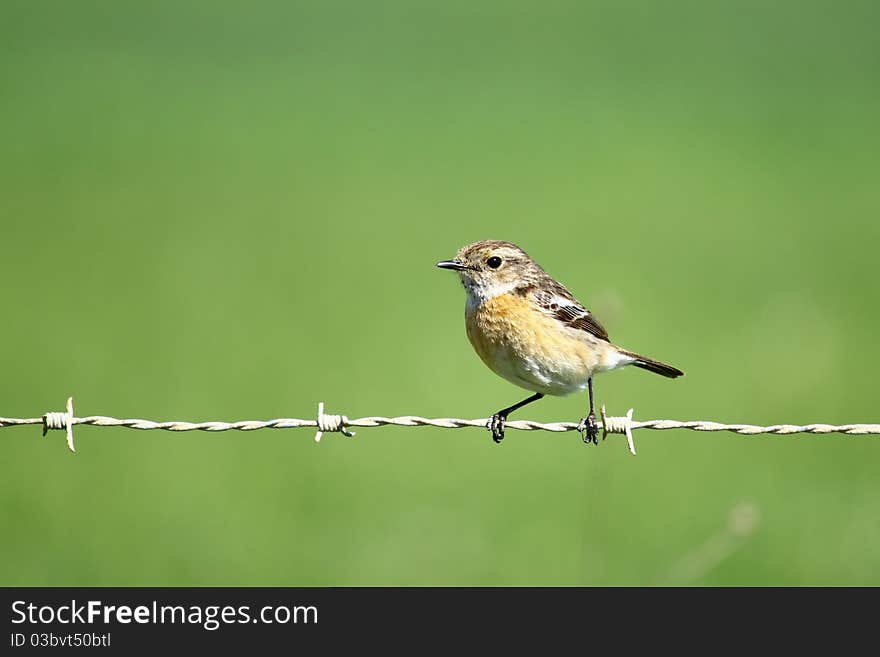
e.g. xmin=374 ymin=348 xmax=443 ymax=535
xmin=437 ymin=240 xmax=683 ymax=444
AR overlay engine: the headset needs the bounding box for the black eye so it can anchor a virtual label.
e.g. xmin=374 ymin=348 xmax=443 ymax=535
xmin=486 ymin=256 xmax=502 ymax=269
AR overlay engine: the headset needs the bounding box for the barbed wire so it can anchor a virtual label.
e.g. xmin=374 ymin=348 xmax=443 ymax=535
xmin=2 ymin=397 xmax=879 ymax=456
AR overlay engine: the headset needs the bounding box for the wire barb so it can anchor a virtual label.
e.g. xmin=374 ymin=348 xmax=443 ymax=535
xmin=42 ymin=397 xmax=76 ymax=453
xmin=314 ymin=402 xmax=355 ymax=442
xmin=602 ymin=406 xmax=636 ymax=455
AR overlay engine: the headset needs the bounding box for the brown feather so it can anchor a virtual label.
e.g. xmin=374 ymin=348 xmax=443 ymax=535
xmin=523 ymin=283 xmax=610 ymax=342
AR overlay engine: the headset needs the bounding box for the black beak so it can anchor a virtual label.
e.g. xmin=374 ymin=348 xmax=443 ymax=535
xmin=436 ymin=259 xmax=469 ymax=271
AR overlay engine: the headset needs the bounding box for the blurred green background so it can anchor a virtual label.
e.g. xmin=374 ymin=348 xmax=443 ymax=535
xmin=2 ymin=0 xmax=878 ymax=586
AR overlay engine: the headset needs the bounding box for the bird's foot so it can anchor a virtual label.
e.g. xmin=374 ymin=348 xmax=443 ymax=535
xmin=488 ymin=414 xmax=507 ymax=444
xmin=578 ymin=412 xmax=600 ymax=445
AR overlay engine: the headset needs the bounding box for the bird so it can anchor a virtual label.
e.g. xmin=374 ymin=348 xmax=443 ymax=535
xmin=437 ymin=240 xmax=683 ymax=444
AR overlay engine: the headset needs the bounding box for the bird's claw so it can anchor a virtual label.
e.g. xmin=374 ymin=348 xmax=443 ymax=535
xmin=488 ymin=414 xmax=506 ymax=444
xmin=578 ymin=413 xmax=600 ymax=445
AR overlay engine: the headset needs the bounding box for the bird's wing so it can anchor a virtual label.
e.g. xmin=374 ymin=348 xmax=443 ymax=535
xmin=531 ymin=283 xmax=610 ymax=342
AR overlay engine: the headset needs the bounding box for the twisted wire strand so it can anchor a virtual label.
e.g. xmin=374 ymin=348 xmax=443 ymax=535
xmin=2 ymin=397 xmax=879 ymax=455
xmin=627 ymin=420 xmax=880 ymax=435
xmin=4 ymin=415 xmax=878 ymax=435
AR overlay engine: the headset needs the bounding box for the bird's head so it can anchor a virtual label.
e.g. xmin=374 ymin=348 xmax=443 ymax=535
xmin=437 ymin=240 xmax=545 ymax=300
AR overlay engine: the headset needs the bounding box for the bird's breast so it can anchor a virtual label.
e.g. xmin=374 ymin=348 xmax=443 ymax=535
xmin=464 ymin=292 xmax=607 ymax=395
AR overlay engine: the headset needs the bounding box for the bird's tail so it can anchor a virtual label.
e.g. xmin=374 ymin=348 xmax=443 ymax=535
xmin=618 ymin=349 xmax=684 ymax=379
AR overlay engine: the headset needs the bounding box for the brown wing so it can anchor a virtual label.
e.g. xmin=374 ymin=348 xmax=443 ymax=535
xmin=530 ymin=283 xmax=610 ymax=342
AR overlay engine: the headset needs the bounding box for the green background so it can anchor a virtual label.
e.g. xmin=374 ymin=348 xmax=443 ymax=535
xmin=2 ymin=0 xmax=878 ymax=586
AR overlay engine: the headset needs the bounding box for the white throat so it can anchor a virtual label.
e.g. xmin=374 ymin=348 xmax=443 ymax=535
xmin=463 ymin=278 xmax=520 ymax=311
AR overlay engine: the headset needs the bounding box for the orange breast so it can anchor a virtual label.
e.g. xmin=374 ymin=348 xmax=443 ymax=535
xmin=465 ymin=292 xmax=604 ymax=395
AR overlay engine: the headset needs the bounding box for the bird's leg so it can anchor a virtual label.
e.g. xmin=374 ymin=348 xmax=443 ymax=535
xmin=578 ymin=378 xmax=600 ymax=445
xmin=488 ymin=393 xmax=544 ymax=444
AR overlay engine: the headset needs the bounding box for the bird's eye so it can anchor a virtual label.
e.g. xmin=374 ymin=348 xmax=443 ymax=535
xmin=486 ymin=256 xmax=502 ymax=269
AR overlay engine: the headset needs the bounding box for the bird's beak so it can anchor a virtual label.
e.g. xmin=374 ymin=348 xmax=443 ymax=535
xmin=436 ymin=259 xmax=469 ymax=271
